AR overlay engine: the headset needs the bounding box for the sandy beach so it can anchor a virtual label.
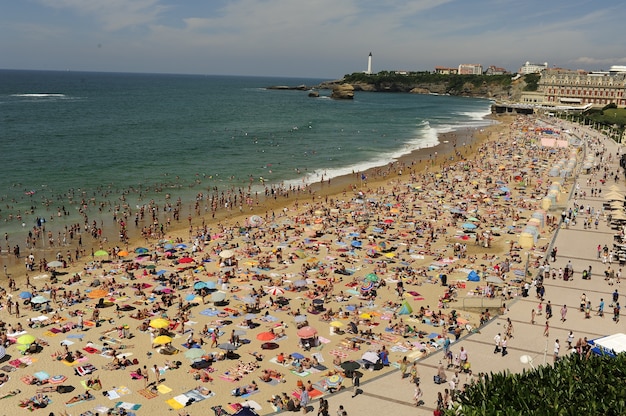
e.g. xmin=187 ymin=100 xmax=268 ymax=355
xmin=0 ymin=112 xmax=586 ymax=416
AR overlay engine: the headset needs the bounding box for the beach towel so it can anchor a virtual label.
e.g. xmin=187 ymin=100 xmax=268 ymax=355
xmin=157 ymin=384 xmax=172 ymax=394
xmin=240 ymin=389 xmax=260 ymax=398
xmin=212 ymin=405 xmax=232 ymax=416
xmin=290 ymin=370 xmax=310 ymax=377
xmin=115 ymin=401 xmax=142 ymax=411
xmin=74 ymin=364 xmax=96 ymax=376
xmin=83 ymin=346 xmax=99 ymax=354
xmin=166 ymin=398 xmax=185 ymax=410
xmin=138 ymin=388 xmax=158 ymax=399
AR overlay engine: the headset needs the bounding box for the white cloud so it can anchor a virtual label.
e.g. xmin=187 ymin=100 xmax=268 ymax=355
xmin=36 ymin=0 xmax=168 ymax=31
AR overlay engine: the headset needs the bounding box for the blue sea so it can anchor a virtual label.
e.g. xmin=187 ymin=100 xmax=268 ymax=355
xmin=0 ymin=69 xmax=493 ymax=242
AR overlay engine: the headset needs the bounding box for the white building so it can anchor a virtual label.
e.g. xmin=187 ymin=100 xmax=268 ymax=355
xmin=458 ymin=64 xmax=483 ymax=75
xmin=519 ymin=61 xmax=548 ymax=75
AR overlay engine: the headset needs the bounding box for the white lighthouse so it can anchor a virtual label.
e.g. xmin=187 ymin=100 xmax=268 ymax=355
xmin=366 ymin=52 xmax=372 ymax=75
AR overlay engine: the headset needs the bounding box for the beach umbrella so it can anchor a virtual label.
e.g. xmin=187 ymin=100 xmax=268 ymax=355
xmin=364 ymin=273 xmax=379 ymax=282
xmin=241 ymin=296 xmax=256 ymax=305
xmin=265 ymin=286 xmax=285 ymax=296
xmin=185 ymin=294 xmax=198 ymax=301
xmin=153 ymin=335 xmax=173 ymax=345
xmin=176 ymin=243 xmax=188 ymax=249
xmin=185 ymin=349 xmax=207 ymax=360
xmin=233 ymin=330 xmax=247 ymax=336
xmin=248 ymin=215 xmax=264 ymax=227
xmin=296 ymin=326 xmax=317 ymax=338
xmin=244 ymin=313 xmax=257 ymax=321
xmin=135 ymin=247 xmax=149 ymax=254
xmin=218 ymin=343 xmax=238 ymax=351
xmin=351 ymin=240 xmax=362 ymax=248
xmin=117 ymin=250 xmax=129 ymax=257
xmin=204 ymin=281 xmax=216 ymax=290
xmin=30 ymin=295 xmax=50 ymax=304
xmin=49 ymin=375 xmax=67 ymax=384
xmin=294 ymin=315 xmax=307 ymax=323
xmin=256 ymin=332 xmax=276 ymax=341
xmin=361 ymin=351 xmax=379 ymax=364
xmin=293 ymin=279 xmax=308 ymax=288
xmin=19 ymin=291 xmax=33 ymax=299
xmin=178 ymin=257 xmax=195 ymax=264
xmin=372 ymin=227 xmax=384 ymax=233
xmin=346 ymin=289 xmax=360 ymax=296
xmin=47 ymin=261 xmax=63 ymax=268
xmin=325 ymin=374 xmax=343 ymax=388
xmin=164 ymin=243 xmax=175 ymax=250
xmin=291 ymin=352 xmax=305 ymax=360
xmin=360 ymin=282 xmax=374 ymax=293
xmin=94 ymin=250 xmax=108 ymax=257
xmin=261 ymin=342 xmax=279 ymax=350
xmin=359 ymin=313 xmax=372 ymax=320
xmin=219 ymin=250 xmax=235 ymax=259
xmin=149 ymin=318 xmax=170 ymax=329
xmin=462 ymin=223 xmax=477 ymax=229
xmin=17 ymin=334 xmax=36 ymax=345
xmin=211 ymin=291 xmax=226 ymax=302
xmin=87 ymin=289 xmax=109 ymax=299
xmin=329 ymin=321 xmax=344 ymax=328
xmin=134 ymin=256 xmax=149 ymax=263
xmin=341 ymin=360 xmax=361 ymax=372
xmin=194 ymin=282 xmax=208 ymax=290
xmin=0 ymin=346 xmax=6 ymax=360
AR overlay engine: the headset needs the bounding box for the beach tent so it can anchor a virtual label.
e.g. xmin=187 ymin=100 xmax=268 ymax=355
xmin=587 ymin=333 xmax=626 ymax=357
xmin=467 ymin=270 xmax=480 ymax=282
xmin=234 ymin=407 xmax=260 ymax=416
xmin=397 ymin=301 xmax=413 ymax=315
xmin=518 ymin=232 xmax=535 ymax=249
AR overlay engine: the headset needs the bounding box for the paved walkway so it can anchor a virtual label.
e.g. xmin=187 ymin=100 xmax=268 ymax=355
xmin=298 ymin=121 xmax=626 ymax=416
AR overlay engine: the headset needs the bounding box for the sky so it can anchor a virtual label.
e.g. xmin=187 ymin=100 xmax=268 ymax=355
xmin=2 ymin=0 xmax=625 ymax=79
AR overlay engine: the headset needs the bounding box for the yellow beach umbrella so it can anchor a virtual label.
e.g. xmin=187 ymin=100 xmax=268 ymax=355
xmin=17 ymin=334 xmax=36 ymax=345
xmin=149 ymin=318 xmax=170 ymax=329
xmin=330 ymin=321 xmax=344 ymax=328
xmin=153 ymin=335 xmax=173 ymax=345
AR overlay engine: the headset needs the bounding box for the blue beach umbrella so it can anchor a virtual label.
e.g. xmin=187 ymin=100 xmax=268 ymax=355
xmin=204 ymin=281 xmax=216 ymax=290
xmin=194 ymin=282 xmax=207 ymax=290
xmin=19 ymin=291 xmax=32 ymax=299
xmin=462 ymin=223 xmax=477 ymax=229
xmin=351 ymin=240 xmax=362 ymax=248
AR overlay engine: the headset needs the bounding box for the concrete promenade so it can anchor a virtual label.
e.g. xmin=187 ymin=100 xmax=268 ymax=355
xmin=305 ymin=121 xmax=625 ymax=416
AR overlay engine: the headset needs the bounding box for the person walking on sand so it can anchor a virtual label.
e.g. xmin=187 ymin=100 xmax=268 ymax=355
xmin=560 ymin=305 xmax=568 ymax=322
xmin=598 ymin=298 xmax=605 ymax=317
xmin=531 ymin=309 xmax=536 ymax=324
xmin=546 ymin=301 xmax=552 ymax=319
xmin=543 ymin=321 xmax=549 ymax=337
xmin=501 ymin=336 xmax=508 ymax=356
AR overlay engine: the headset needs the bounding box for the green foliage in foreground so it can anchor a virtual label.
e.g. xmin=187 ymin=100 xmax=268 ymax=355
xmin=446 ymin=353 xmax=626 ymax=416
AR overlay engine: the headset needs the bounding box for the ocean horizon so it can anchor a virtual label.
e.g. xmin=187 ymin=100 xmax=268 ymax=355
xmin=0 ymin=69 xmax=493 ymax=244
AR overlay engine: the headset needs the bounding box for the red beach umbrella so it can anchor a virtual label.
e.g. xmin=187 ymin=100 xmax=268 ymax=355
xmin=178 ymin=257 xmax=195 ymax=264
xmin=296 ymin=326 xmax=318 ymax=339
xmin=256 ymin=332 xmax=276 ymax=341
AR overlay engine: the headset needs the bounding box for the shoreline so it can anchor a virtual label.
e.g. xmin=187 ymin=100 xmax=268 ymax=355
xmin=0 ymin=115 xmax=500 ymax=282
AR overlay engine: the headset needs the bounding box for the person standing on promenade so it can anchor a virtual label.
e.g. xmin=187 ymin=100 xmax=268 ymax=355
xmin=501 ymin=336 xmax=508 ymax=356
xmin=531 ymin=309 xmax=536 ymax=324
xmin=546 ymin=301 xmax=553 ymax=319
xmin=614 ymin=302 xmax=621 ymax=323
xmin=544 ymin=321 xmax=550 ymax=337
xmin=493 ymin=333 xmax=501 ymax=354
xmin=598 ymin=298 xmax=605 ymax=317
xmin=554 ymin=339 xmax=560 ymax=362
xmin=561 ymin=305 xmax=568 ymax=322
